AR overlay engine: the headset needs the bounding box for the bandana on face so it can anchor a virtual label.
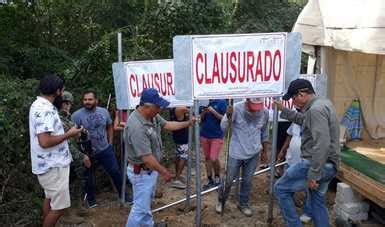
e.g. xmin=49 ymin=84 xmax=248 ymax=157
xmin=247 ymin=98 xmax=264 ymax=112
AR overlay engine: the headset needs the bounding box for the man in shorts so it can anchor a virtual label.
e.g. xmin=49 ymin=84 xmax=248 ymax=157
xmin=169 ymin=106 xmax=190 ymax=189
xmin=29 ymin=73 xmax=82 ymax=227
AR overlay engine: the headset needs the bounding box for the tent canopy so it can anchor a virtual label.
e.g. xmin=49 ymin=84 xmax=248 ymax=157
xmin=293 ymin=0 xmax=385 ymax=139
xmin=293 ymin=0 xmax=385 ymax=55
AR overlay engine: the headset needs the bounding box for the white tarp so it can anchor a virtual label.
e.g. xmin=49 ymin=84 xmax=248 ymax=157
xmin=293 ymin=0 xmax=385 ymax=55
xmin=323 ymin=48 xmax=385 ymax=139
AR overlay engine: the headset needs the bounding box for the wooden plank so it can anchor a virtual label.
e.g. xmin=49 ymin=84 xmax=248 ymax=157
xmin=337 ymin=163 xmax=385 ymax=208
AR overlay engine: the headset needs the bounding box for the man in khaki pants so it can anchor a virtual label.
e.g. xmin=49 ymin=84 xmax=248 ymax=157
xmin=29 ymin=73 xmax=82 ymax=227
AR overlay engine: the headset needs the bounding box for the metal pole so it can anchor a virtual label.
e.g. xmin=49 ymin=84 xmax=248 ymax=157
xmin=152 ymin=162 xmax=287 ymax=213
xmin=118 ymin=32 xmax=122 ymax=62
xmin=221 ymin=99 xmax=233 ymax=216
xmin=185 ymin=107 xmax=194 ymax=210
xmin=117 ymin=32 xmax=127 ymax=204
xmin=193 ymin=100 xmax=201 ymax=227
xmin=267 ymin=97 xmax=280 ymax=223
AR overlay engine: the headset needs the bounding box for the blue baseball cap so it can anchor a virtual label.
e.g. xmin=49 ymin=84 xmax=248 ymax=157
xmin=140 ymin=88 xmax=170 ymax=108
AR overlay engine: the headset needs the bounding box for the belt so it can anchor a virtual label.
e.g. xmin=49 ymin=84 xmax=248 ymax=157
xmin=128 ymin=161 xmax=152 ymax=175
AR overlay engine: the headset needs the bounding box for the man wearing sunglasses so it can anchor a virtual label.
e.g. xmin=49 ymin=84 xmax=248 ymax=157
xmin=274 ymin=79 xmax=340 ymax=227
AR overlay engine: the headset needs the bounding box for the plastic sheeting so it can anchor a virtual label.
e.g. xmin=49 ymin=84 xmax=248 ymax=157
xmin=293 ymin=0 xmax=385 ymax=55
xmin=324 ymin=48 xmax=385 ymax=139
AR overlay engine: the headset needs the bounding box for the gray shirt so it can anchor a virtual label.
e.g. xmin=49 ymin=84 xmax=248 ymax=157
xmin=71 ymin=107 xmax=112 ymax=154
xmin=280 ymin=96 xmax=340 ymax=181
xmin=221 ymin=101 xmax=269 ymax=160
xmin=124 ymin=110 xmax=166 ymax=164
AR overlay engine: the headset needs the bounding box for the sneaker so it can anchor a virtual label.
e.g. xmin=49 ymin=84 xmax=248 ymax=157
xmin=238 ymin=205 xmax=253 ymax=217
xmin=214 ymin=176 xmax=221 ymax=187
xmin=60 ymin=213 xmax=85 ymax=224
xmin=260 ymin=164 xmax=268 ymax=169
xmin=178 ymin=175 xmax=187 ymax=183
xmin=215 ymin=202 xmax=223 ymax=213
xmin=300 ymin=214 xmax=312 ymax=223
xmin=86 ymin=200 xmax=98 ymax=209
xmin=170 ymin=179 xmax=186 ymax=189
xmin=202 ymin=180 xmax=214 ymax=191
xmin=84 ymin=195 xmax=98 ymax=209
xmin=124 ymin=194 xmax=133 ymax=205
xmin=154 ymin=221 xmax=167 ymax=227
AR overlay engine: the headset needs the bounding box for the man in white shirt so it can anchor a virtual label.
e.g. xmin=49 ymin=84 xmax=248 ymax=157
xmin=29 ymin=73 xmax=82 ymax=227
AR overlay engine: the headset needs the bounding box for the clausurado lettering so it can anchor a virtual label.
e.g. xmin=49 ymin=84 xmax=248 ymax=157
xmin=195 ymin=50 xmax=282 ymax=85
xmin=264 ymin=97 xmax=294 ymax=110
xmin=129 ymin=72 xmax=175 ymax=97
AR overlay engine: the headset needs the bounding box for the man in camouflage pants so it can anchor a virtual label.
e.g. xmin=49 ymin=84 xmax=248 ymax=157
xmin=59 ymin=91 xmax=90 ymax=223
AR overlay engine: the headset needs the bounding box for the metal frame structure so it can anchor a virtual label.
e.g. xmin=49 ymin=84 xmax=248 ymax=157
xmin=116 ymin=32 xmax=284 ymax=226
xmin=152 ymin=161 xmax=287 ymax=213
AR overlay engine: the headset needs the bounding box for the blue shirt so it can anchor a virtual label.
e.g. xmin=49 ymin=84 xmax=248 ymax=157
xmin=72 ymin=107 xmax=112 ymax=154
xmin=200 ymin=99 xmax=227 ymax=139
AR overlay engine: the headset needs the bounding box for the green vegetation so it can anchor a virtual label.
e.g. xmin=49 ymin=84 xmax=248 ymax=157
xmin=0 ymin=0 xmax=302 ymax=224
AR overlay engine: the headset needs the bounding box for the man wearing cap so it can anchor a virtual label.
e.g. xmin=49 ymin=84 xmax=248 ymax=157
xmin=124 ymin=88 xmax=194 ymax=227
xmin=274 ymin=79 xmax=340 ymax=227
xmin=58 ymin=91 xmax=89 ymax=223
xmin=215 ymin=98 xmax=269 ymax=217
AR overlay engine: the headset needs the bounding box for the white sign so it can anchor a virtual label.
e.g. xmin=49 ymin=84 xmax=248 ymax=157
xmin=265 ymin=74 xmax=322 ymax=121
xmin=191 ymin=33 xmax=287 ymax=99
xmin=112 ymin=59 xmax=192 ymax=110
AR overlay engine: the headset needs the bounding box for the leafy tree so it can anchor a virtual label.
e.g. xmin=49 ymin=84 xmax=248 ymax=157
xmin=0 ymin=0 xmax=303 ymax=224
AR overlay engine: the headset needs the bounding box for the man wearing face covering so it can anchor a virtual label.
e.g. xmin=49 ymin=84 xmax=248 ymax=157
xmin=216 ymin=98 xmax=269 ymax=217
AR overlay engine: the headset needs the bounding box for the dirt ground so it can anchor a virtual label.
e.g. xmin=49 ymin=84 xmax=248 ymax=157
xmin=59 ymin=148 xmax=338 ymax=227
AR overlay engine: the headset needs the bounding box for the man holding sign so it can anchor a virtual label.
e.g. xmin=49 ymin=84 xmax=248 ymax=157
xmin=216 ymin=98 xmax=269 ymax=217
xmin=124 ymin=88 xmax=194 ymax=227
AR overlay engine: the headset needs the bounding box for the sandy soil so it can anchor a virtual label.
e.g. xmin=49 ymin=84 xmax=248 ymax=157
xmin=59 ymin=148 xmax=338 ymax=227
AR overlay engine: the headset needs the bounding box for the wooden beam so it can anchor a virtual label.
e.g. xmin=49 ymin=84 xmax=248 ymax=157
xmin=337 ymin=163 xmax=385 ymax=208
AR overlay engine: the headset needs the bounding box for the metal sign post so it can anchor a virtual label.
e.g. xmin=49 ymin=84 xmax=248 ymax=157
xmin=193 ymin=100 xmax=202 ymax=227
xmin=185 ymin=107 xmax=194 ymax=210
xmin=117 ymin=32 xmax=128 ymax=204
xmin=220 ymin=99 xmax=233 ymax=216
xmin=267 ymin=97 xmax=280 ymax=223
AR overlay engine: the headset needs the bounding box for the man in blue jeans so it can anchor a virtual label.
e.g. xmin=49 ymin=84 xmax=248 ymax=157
xmin=124 ymin=88 xmax=194 ymax=226
xmin=216 ymin=98 xmax=269 ymax=217
xmin=72 ymin=90 xmax=130 ymax=208
xmin=274 ymin=79 xmax=340 ymax=227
